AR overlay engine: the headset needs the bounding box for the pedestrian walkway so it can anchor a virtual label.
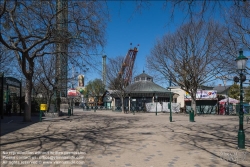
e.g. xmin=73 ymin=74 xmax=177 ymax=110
xmin=1 ymin=109 xmax=249 ymax=167
xmin=1 ymin=115 xmax=39 ymax=136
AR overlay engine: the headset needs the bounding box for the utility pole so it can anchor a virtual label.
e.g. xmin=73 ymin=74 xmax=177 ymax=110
xmin=102 ymin=55 xmax=107 ymax=88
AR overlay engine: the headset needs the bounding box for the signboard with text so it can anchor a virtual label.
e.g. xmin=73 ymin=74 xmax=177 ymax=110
xmin=185 ymin=90 xmax=217 ymax=99
xmin=67 ymin=88 xmax=80 ymax=97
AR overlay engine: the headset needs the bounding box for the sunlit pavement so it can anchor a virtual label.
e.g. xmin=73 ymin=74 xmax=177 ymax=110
xmin=1 ymin=109 xmax=249 ymax=167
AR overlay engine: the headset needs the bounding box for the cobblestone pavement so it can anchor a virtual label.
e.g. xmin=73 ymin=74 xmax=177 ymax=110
xmin=1 ymin=109 xmax=250 ymax=167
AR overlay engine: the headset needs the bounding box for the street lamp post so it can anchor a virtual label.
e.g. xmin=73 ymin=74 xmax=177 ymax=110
xmin=169 ymin=78 xmax=173 ymax=122
xmin=129 ymin=97 xmax=131 ymax=114
xmin=130 ymin=97 xmax=136 ymax=115
xmin=222 ymin=78 xmax=230 ymax=115
xmin=87 ymin=92 xmax=89 ymax=110
xmin=142 ymin=96 xmax=146 ymax=112
xmin=71 ymin=98 xmax=74 ymax=115
xmin=155 ymin=95 xmax=158 ymax=116
xmin=169 ymin=89 xmax=172 ymax=122
xmin=234 ymin=50 xmax=248 ymax=149
xmin=94 ymin=97 xmax=97 ymax=112
xmin=0 ymin=72 xmax=4 ymax=119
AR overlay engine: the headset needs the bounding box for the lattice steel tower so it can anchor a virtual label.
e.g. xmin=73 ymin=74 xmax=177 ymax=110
xmin=56 ymin=0 xmax=68 ymax=97
xmin=118 ymin=44 xmax=139 ymax=87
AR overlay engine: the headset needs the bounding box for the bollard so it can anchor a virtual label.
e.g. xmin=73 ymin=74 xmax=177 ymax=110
xmin=189 ymin=110 xmax=195 ymax=122
xmin=40 ymin=104 xmax=47 ymax=122
xmin=39 ymin=110 xmax=42 ymax=122
xmin=68 ymin=107 xmax=71 ymax=116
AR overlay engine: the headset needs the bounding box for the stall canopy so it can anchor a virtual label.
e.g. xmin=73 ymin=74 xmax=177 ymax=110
xmin=219 ymin=97 xmax=239 ymax=104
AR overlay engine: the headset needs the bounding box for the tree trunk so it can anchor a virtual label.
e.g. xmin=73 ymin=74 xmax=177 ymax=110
xmin=24 ymin=79 xmax=32 ymax=122
xmin=121 ymin=96 xmax=125 ymax=113
xmin=56 ymin=95 xmax=61 ymax=116
xmin=53 ymin=88 xmax=61 ymax=116
xmin=191 ymin=98 xmax=197 ymax=116
xmin=47 ymin=93 xmax=53 ymax=112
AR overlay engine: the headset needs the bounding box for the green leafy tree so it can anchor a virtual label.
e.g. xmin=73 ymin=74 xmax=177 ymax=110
xmin=228 ymin=83 xmax=240 ymax=100
xmin=85 ymin=79 xmax=105 ymax=98
xmin=244 ymin=86 xmax=250 ymax=103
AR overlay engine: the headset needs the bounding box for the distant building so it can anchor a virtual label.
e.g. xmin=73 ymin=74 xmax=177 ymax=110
xmin=169 ymin=86 xmax=185 ymax=108
xmin=184 ymin=86 xmax=218 ymax=114
xmin=110 ymin=71 xmax=177 ymax=111
xmin=213 ymin=84 xmax=231 ymax=98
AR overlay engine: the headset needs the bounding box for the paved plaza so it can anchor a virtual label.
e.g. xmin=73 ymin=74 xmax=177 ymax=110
xmin=1 ymin=109 xmax=250 ymax=167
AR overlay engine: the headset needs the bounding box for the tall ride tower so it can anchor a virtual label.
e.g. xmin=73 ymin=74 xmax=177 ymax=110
xmin=56 ymin=0 xmax=68 ymax=97
xmin=118 ymin=44 xmax=139 ymax=87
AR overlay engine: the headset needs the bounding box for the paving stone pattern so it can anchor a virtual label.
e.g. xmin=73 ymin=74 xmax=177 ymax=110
xmin=1 ymin=109 xmax=250 ymax=167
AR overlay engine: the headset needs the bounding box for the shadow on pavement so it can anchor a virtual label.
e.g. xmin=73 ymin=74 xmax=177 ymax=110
xmin=1 ymin=115 xmax=40 ymax=136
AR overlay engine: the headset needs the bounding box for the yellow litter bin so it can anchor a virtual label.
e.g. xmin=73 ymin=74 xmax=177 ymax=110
xmin=40 ymin=104 xmax=47 ymax=121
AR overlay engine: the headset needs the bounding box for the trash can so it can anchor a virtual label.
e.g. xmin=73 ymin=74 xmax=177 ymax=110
xmin=68 ymin=108 xmax=71 ymax=116
xmin=189 ymin=110 xmax=195 ymax=122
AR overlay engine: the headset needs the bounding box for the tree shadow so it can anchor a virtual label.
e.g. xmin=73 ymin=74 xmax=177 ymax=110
xmin=1 ymin=115 xmax=39 ymax=136
xmin=162 ymin=123 xmax=250 ymax=167
xmin=1 ymin=113 xmax=250 ymax=167
xmin=0 ymin=114 xmax=144 ymax=159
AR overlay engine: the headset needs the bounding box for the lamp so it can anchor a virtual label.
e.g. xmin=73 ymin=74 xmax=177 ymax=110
xmin=142 ymin=96 xmax=146 ymax=112
xmin=234 ymin=50 xmax=248 ymax=149
xmin=168 ymin=78 xmax=173 ymax=122
xmin=236 ymin=50 xmax=248 ymax=70
xmin=94 ymin=96 xmax=97 ymax=112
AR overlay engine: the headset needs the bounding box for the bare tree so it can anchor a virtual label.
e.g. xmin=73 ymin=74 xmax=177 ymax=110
xmin=166 ymin=1 xmax=250 ymax=50
xmin=107 ymin=55 xmax=141 ymax=113
xmin=132 ymin=1 xmax=249 ymax=51
xmin=0 ymin=47 xmax=17 ymax=75
xmin=32 ymin=54 xmax=57 ymax=111
xmin=106 ymin=56 xmax=130 ymax=113
xmin=225 ymin=2 xmax=250 ymax=51
xmin=0 ymin=0 xmax=108 ymax=121
xmin=147 ymin=21 xmax=232 ymax=115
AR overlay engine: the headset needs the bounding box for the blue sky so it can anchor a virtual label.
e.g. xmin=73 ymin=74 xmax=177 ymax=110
xmin=83 ymin=1 xmax=250 ymax=88
xmin=104 ymin=2 xmax=177 ymax=73
xmin=85 ymin=1 xmax=182 ymax=86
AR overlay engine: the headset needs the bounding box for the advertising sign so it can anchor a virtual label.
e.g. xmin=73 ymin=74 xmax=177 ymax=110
xmin=78 ymin=75 xmax=84 ymax=87
xmin=67 ymin=88 xmax=80 ymax=97
xmin=185 ymin=90 xmax=217 ymax=99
